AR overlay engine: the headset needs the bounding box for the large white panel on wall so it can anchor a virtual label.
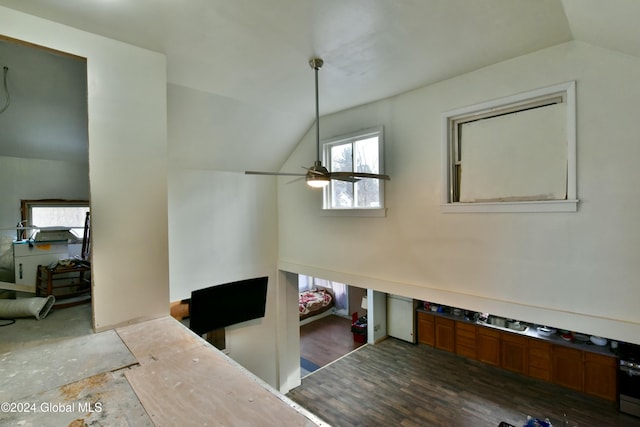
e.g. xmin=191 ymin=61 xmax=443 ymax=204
xmin=460 ymin=103 xmax=567 ymax=202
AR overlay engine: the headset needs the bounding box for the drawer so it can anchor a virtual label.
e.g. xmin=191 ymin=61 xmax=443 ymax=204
xmin=418 ymin=312 xmax=434 ymax=322
xmin=436 ymin=317 xmax=455 ymax=327
xmin=456 ymin=328 xmax=476 ymax=340
xmin=501 ymin=332 xmax=527 ymax=345
xmin=529 ymin=340 xmax=551 ymax=359
xmin=14 ymin=241 xmax=68 ymax=257
xmin=584 ymin=352 xmax=616 ymax=367
xmin=529 ymin=347 xmax=551 ymax=360
xmin=477 ymin=327 xmax=500 ymax=338
xmin=456 ymin=322 xmax=476 ymax=333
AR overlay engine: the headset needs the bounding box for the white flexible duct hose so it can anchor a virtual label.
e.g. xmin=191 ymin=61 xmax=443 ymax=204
xmin=0 ymin=295 xmax=55 ymax=320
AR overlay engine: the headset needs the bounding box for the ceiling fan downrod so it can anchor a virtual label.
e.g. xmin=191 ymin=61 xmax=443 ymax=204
xmin=244 ymin=57 xmax=389 ymax=187
xmin=309 ymin=58 xmax=323 ymax=164
xmin=306 ymin=58 xmax=330 ymax=188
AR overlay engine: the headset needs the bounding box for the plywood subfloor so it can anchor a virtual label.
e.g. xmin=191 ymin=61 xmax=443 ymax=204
xmin=0 ymin=370 xmax=152 ymax=426
xmin=117 ymin=317 xmax=325 ymax=427
xmin=3 ymin=303 xmax=328 ymax=427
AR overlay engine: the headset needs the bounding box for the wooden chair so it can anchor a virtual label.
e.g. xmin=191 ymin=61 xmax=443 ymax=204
xmin=34 ymin=211 xmax=91 ymax=308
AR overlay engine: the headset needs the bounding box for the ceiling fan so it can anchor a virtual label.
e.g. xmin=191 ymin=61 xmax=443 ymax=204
xmin=245 ymin=58 xmax=390 ymax=188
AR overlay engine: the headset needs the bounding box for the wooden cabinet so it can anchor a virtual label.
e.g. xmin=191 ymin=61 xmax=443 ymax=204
xmin=552 ymin=345 xmax=583 ymax=392
xmin=417 ymin=312 xmax=435 ymax=346
xmin=583 ymin=352 xmax=617 ymax=401
xmin=434 ymin=317 xmax=455 ymax=352
xmin=501 ymin=333 xmax=528 ymax=375
xmin=528 ymin=340 xmax=552 ymax=382
xmin=455 ymin=321 xmax=477 ymax=359
xmin=415 ymin=311 xmax=618 ymax=402
xmin=477 ymin=327 xmax=500 ymax=366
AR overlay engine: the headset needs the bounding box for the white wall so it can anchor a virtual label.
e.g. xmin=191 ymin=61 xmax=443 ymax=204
xmin=167 ymin=171 xmax=278 ymax=302
xmin=279 ymin=41 xmax=640 ymax=346
xmin=368 ymin=290 xmax=387 ymax=344
xmin=167 ymin=84 xmax=281 ymax=386
xmin=0 ymin=7 xmax=170 ymax=330
xmin=166 ymin=170 xmax=279 ymax=386
xmin=277 ymin=270 xmax=303 ymax=392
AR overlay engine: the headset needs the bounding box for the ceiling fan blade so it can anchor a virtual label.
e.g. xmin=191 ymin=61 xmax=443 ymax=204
xmin=245 ymin=171 xmax=306 ymax=177
xmin=330 ymin=171 xmax=391 ymax=181
xmin=329 ymin=174 xmax=360 ymax=183
xmin=286 ymin=177 xmax=305 ymax=185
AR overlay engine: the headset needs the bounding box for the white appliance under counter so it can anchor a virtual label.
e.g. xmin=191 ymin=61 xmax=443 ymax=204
xmin=387 ymin=294 xmax=417 ymax=343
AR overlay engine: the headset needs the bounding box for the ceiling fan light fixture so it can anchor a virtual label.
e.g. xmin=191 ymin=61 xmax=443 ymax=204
xmin=306 ymin=176 xmax=330 ymax=188
xmin=305 ymin=161 xmax=330 ymax=188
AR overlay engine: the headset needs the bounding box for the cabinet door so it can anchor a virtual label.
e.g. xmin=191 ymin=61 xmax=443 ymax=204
xmin=477 ymin=328 xmax=501 ymax=366
xmin=552 ymin=345 xmax=583 ymax=392
xmin=584 ymin=352 xmax=617 ymax=401
xmin=455 ymin=321 xmax=477 ymax=359
xmin=435 ymin=317 xmax=455 ymax=352
xmin=528 ymin=340 xmax=552 ymax=381
xmin=501 ymin=333 xmax=528 ymax=375
xmin=417 ymin=312 xmax=435 ymax=346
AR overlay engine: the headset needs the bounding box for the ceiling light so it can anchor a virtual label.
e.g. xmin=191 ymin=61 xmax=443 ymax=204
xmin=305 ymin=160 xmax=330 ymax=188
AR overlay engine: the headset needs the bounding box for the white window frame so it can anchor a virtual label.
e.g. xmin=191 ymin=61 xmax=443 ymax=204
xmin=441 ymin=81 xmax=578 ymax=213
xmin=21 ymin=199 xmax=90 ymax=240
xmin=321 ymin=126 xmax=386 ymax=217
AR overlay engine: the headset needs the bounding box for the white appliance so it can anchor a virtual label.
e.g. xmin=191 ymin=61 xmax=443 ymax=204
xmin=13 ymin=241 xmax=69 ymax=293
xmin=387 ymin=294 xmax=416 ymax=343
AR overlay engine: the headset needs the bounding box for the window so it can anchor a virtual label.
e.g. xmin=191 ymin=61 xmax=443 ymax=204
xmin=322 ymin=126 xmax=386 ymax=214
xmin=21 ymin=200 xmax=90 ymax=240
xmin=441 ymin=81 xmax=577 ymax=213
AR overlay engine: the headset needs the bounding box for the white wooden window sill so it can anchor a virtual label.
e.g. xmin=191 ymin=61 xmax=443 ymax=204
xmin=320 ymin=208 xmax=387 ymax=217
xmin=440 ymin=200 xmax=578 ymax=213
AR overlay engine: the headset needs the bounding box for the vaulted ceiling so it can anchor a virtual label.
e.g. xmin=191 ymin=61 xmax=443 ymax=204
xmin=1 ymin=0 xmax=639 ymax=169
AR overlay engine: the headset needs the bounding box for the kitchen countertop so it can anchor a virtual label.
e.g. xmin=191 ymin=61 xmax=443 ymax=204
xmin=416 ymin=308 xmax=618 ymax=358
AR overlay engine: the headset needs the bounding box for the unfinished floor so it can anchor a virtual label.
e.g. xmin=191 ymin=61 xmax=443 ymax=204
xmin=0 ymin=304 xmax=322 ymax=426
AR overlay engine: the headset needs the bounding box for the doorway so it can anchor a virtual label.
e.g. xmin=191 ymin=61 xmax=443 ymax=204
xmin=298 ymin=275 xmax=367 ymax=376
xmin=0 ymin=36 xmax=91 ymax=330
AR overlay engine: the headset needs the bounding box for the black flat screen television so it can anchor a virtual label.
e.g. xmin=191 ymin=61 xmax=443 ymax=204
xmin=189 ymin=276 xmax=268 ymax=336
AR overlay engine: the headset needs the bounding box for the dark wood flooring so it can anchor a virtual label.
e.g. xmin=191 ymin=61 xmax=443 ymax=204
xmin=288 ymin=337 xmax=640 ymax=427
xmin=300 ymin=315 xmax=365 ymax=367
